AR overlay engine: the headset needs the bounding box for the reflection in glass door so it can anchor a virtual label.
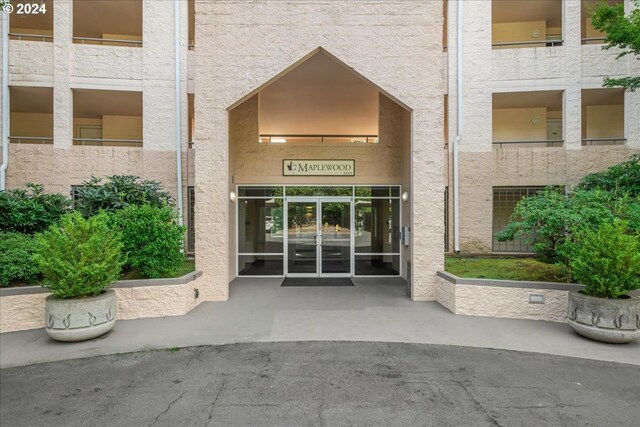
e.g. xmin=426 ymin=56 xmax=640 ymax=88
xmin=287 ymin=201 xmax=318 ymax=275
xmin=285 ymin=198 xmax=352 ymax=277
xmin=320 ymin=201 xmax=351 ymax=275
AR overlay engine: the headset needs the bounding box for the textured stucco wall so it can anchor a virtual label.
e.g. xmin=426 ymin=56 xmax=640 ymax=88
xmin=455 ymin=285 xmax=569 ymax=323
xmin=435 ymin=276 xmax=570 ymax=323
xmin=0 ymin=284 xmax=197 ymax=333
xmin=195 ymin=0 xmax=444 ymax=301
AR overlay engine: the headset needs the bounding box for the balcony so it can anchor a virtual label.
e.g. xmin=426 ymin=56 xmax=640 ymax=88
xmin=493 ymin=90 xmax=564 ymax=148
xmin=492 ymin=0 xmax=563 ymax=49
xmin=8 ymin=0 xmax=53 ymax=42
xmin=581 ymin=0 xmax=623 ymax=45
xmin=73 ymin=89 xmax=143 ymax=147
xmin=9 ymin=86 xmax=53 ymax=145
xmin=582 ymin=89 xmax=625 ymax=146
xmin=73 ymin=0 xmax=142 ymax=47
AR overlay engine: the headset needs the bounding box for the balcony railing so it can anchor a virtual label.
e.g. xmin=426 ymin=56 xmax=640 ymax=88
xmin=9 ymin=136 xmax=54 ymax=145
xmin=188 ymin=41 xmax=195 ymax=50
xmin=73 ymin=138 xmax=143 ymax=147
xmin=72 ymin=37 xmax=143 ymax=48
xmin=582 ymin=37 xmax=607 ymax=45
xmin=492 ymin=39 xmax=564 ymax=49
xmin=8 ymin=33 xmax=53 ymax=42
xmin=493 ymin=140 xmax=564 ymax=148
xmin=582 ymin=138 xmax=626 ymax=146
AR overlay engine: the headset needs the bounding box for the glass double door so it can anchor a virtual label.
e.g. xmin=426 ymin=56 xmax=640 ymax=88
xmin=286 ymin=198 xmax=352 ymax=277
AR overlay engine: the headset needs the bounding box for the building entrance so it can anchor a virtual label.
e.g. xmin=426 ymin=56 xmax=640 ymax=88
xmin=286 ymin=198 xmax=352 ymax=277
xmin=236 ymin=186 xmax=402 ymax=278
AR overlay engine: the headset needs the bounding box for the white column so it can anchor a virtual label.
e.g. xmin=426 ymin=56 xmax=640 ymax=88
xmin=563 ymin=0 xmax=583 ymax=150
xmin=53 ymin=0 xmax=72 ymax=149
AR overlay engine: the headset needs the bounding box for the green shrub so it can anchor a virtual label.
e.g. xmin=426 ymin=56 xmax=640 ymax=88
xmin=0 ymin=183 xmax=70 ymax=234
xmin=576 ymin=155 xmax=640 ymax=197
xmin=495 ymin=188 xmax=629 ymax=263
xmin=74 ymin=175 xmax=173 ymax=217
xmin=570 ymin=220 xmax=640 ymax=299
xmin=34 ymin=213 xmax=124 ymax=299
xmin=0 ymin=232 xmax=40 ymax=287
xmin=111 ymin=204 xmax=186 ymax=279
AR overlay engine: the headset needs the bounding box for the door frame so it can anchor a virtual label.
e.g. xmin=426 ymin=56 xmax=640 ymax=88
xmin=284 ymin=196 xmax=353 ymax=277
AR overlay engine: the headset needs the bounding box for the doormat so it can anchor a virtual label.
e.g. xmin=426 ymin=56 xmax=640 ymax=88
xmin=281 ymin=278 xmax=355 ymax=287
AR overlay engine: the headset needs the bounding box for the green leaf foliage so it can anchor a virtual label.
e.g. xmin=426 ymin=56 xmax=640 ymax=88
xmin=34 ymin=213 xmax=124 ymax=299
xmin=569 ymin=220 xmax=640 ymax=298
xmin=0 ymin=232 xmax=40 ymax=287
xmin=576 ymin=155 xmax=640 ymax=197
xmin=74 ymin=175 xmax=174 ymax=217
xmin=111 ymin=205 xmax=186 ymax=279
xmin=0 ymin=183 xmax=71 ymax=234
xmin=590 ymin=0 xmax=640 ymax=91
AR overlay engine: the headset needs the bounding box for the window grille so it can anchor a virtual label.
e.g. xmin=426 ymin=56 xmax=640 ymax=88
xmin=187 ymin=187 xmax=195 ymax=255
xmin=444 ymin=187 xmax=449 ymax=252
xmin=492 ymin=187 xmax=545 ymax=253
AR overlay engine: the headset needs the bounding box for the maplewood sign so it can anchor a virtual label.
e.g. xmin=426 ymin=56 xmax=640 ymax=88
xmin=283 ymin=159 xmax=355 ymax=176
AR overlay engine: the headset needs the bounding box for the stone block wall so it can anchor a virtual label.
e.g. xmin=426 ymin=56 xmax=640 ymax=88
xmin=435 ymin=273 xmax=579 ymax=323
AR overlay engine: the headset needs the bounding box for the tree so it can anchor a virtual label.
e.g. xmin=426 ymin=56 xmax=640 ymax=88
xmin=590 ymin=0 xmax=640 ymax=91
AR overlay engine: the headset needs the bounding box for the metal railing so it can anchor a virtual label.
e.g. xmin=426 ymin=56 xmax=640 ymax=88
xmin=73 ymin=138 xmax=143 ymax=147
xmin=581 ymin=37 xmax=607 ymax=45
xmin=492 ymin=39 xmax=564 ymax=49
xmin=72 ymin=37 xmax=143 ymax=48
xmin=493 ymin=140 xmax=564 ymax=148
xmin=582 ymin=138 xmax=626 ymax=146
xmin=259 ymin=134 xmax=379 ymax=144
xmin=9 ymin=136 xmax=54 ymax=145
xmin=8 ymin=33 xmax=53 ymax=42
xmin=188 ymin=42 xmax=195 ymax=50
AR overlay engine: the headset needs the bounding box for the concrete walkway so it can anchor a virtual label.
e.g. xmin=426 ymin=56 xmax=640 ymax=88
xmin=1 ymin=278 xmax=639 ymax=368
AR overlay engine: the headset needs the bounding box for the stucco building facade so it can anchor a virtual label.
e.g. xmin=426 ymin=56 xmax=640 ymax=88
xmin=1 ymin=1 xmax=638 ymax=323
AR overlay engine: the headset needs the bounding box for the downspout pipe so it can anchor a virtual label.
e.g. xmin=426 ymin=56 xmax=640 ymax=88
xmin=1 ymin=12 xmax=9 ymax=191
xmin=452 ymin=0 xmax=462 ymax=253
xmin=174 ymin=0 xmax=184 ymax=226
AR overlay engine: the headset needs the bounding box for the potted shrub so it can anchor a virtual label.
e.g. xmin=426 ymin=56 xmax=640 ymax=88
xmin=34 ymin=212 xmax=124 ymax=342
xmin=567 ymin=220 xmax=640 ymax=344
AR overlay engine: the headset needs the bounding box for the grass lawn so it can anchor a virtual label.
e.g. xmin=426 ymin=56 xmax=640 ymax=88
xmin=119 ymin=259 xmax=196 ymax=281
xmin=445 ymin=256 xmax=568 ymax=282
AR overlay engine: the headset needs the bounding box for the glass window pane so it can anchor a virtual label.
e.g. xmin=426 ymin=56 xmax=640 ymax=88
xmin=238 ymin=186 xmax=283 ymax=198
xmin=354 ymin=199 xmax=399 ymax=253
xmin=238 ymin=199 xmax=284 ymax=253
xmin=355 ymin=186 xmax=400 ymax=198
xmin=238 ymin=255 xmax=283 ymax=276
xmin=355 ymin=255 xmax=400 ymax=275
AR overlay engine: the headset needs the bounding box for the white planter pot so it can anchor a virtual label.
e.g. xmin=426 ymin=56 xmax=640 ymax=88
xmin=567 ymin=291 xmax=640 ymax=344
xmin=45 ymin=289 xmax=116 ymax=342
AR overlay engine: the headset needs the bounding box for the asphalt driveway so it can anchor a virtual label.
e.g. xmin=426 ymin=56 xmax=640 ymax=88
xmin=1 ymin=342 xmax=638 ymax=426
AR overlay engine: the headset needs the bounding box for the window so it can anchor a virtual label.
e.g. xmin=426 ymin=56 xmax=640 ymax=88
xmin=492 ymin=187 xmax=545 ymax=253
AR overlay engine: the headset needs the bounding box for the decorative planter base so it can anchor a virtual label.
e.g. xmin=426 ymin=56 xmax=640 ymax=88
xmin=567 ymin=291 xmax=640 ymax=344
xmin=45 ymin=290 xmax=116 ymax=342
